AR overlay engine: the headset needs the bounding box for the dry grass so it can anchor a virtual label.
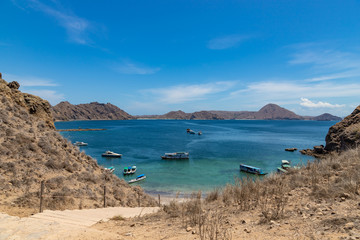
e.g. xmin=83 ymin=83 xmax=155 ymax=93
xmin=158 ymin=146 xmax=360 ymax=239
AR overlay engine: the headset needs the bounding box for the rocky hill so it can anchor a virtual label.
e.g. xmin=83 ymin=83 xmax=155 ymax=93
xmin=0 ymin=73 xmax=155 ymax=215
xmin=52 ymin=101 xmax=134 ymax=121
xmin=138 ymin=104 xmax=341 ymax=121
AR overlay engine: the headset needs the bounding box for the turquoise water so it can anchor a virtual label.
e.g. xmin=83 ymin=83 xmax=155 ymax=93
xmin=55 ymin=120 xmax=336 ymax=194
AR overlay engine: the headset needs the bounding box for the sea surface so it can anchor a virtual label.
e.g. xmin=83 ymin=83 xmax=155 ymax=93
xmin=55 ymin=120 xmax=336 ymax=195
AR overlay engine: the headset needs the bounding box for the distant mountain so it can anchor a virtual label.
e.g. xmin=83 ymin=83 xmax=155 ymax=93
xmin=53 ymin=101 xmax=341 ymax=121
xmin=137 ymin=104 xmax=341 ymax=121
xmin=52 ymin=101 xmax=134 ymax=121
xmin=138 ymin=110 xmax=224 ymax=120
xmin=307 ymin=113 xmax=342 ymax=121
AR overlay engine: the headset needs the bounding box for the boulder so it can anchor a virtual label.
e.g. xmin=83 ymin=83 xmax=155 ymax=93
xmin=7 ymin=81 xmax=20 ymax=90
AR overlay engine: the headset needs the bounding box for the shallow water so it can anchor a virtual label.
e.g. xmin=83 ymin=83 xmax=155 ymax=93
xmin=55 ymin=120 xmax=335 ymax=194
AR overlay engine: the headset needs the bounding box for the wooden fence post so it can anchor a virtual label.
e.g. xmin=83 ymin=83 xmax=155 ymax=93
xmin=138 ymin=192 xmax=140 ymax=207
xmin=158 ymin=194 xmax=161 ymax=207
xmin=39 ymin=180 xmax=44 ymax=213
xmin=103 ymin=186 xmax=107 ymax=208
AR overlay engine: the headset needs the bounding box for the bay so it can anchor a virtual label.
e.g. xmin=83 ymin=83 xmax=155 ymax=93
xmin=55 ymin=120 xmax=335 ymax=195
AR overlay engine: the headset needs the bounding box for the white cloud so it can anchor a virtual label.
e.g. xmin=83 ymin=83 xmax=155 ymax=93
xmin=13 ymin=0 xmax=95 ymax=45
xmin=114 ymin=61 xmax=161 ymax=75
xmin=207 ymin=35 xmax=249 ymax=50
xmin=6 ymin=74 xmax=58 ymax=87
xmin=300 ymin=98 xmax=344 ymax=108
xmin=144 ymin=81 xmax=236 ymax=104
xmin=22 ymin=89 xmax=64 ymax=105
xmin=289 ymin=45 xmax=360 ymax=81
xmin=230 ymin=81 xmax=360 ymax=103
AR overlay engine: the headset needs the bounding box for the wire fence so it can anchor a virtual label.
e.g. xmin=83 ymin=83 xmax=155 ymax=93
xmin=37 ymin=181 xmax=161 ymax=213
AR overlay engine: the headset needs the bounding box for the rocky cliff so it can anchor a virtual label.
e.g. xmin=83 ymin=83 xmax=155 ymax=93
xmin=52 ymin=101 xmax=134 ymax=121
xmin=300 ymin=105 xmax=360 ymax=156
xmin=0 ymin=73 xmax=155 ymax=215
xmin=325 ymin=105 xmax=360 ymax=152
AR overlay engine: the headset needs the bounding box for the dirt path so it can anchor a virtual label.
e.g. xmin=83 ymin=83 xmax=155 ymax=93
xmin=0 ymin=207 xmax=159 ymax=240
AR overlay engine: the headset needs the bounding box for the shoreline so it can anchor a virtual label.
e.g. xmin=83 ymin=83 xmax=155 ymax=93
xmin=56 ymin=128 xmax=106 ymax=132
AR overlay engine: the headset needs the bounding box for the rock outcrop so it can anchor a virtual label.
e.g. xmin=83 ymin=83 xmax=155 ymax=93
xmin=52 ymin=101 xmax=134 ymax=121
xmin=0 ymin=77 xmax=54 ymax=129
xmin=324 ymin=105 xmax=360 ymax=152
xmin=301 ymin=105 xmax=360 ymax=156
xmin=0 ymin=74 xmax=155 ymax=214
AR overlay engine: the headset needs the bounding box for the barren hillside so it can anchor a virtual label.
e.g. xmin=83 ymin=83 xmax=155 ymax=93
xmin=52 ymin=101 xmax=134 ymax=121
xmin=0 ymin=74 xmax=155 ymax=216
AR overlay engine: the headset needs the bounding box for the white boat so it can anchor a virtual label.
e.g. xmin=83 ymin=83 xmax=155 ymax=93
xmin=105 ymin=166 xmax=115 ymax=173
xmin=128 ymin=174 xmax=146 ymax=183
xmin=74 ymin=141 xmax=88 ymax=146
xmin=161 ymin=152 xmax=189 ymax=159
xmin=101 ymin=151 xmax=122 ymax=158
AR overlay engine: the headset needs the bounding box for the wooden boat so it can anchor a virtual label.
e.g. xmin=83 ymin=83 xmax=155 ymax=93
xmin=101 ymin=151 xmax=122 ymax=158
xmin=239 ymin=164 xmax=267 ymax=175
xmin=277 ymin=160 xmax=297 ymax=174
xmin=74 ymin=141 xmax=88 ymax=146
xmin=105 ymin=166 xmax=115 ymax=173
xmin=277 ymin=167 xmax=288 ymax=174
xmin=128 ymin=174 xmax=146 ymax=184
xmin=123 ymin=166 xmax=137 ymax=175
xmin=161 ymin=152 xmax=189 ymax=159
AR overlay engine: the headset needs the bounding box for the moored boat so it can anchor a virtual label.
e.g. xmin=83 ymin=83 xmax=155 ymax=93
xmin=161 ymin=152 xmax=189 ymax=159
xmin=105 ymin=166 xmax=115 ymax=173
xmin=101 ymin=151 xmax=122 ymax=158
xmin=128 ymin=174 xmax=146 ymax=184
xmin=123 ymin=166 xmax=137 ymax=175
xmin=239 ymin=164 xmax=267 ymax=175
xmin=74 ymin=141 xmax=88 ymax=146
xmin=285 ymin=148 xmax=297 ymax=152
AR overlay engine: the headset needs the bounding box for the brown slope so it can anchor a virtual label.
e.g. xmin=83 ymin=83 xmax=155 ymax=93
xmin=52 ymin=101 xmax=134 ymax=121
xmin=0 ymin=74 xmax=155 ymax=216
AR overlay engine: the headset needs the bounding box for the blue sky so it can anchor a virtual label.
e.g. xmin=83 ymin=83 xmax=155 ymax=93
xmin=1 ymin=0 xmax=360 ymax=116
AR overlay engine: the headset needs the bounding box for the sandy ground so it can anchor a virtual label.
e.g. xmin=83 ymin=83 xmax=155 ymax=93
xmin=0 ymin=207 xmax=159 ymax=240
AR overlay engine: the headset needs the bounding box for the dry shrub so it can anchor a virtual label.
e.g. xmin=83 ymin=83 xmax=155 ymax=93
xmin=259 ymin=176 xmax=289 ymax=222
xmin=205 ymin=188 xmax=220 ymax=203
xmin=46 ymin=176 xmax=65 ymax=190
xmin=198 ymin=210 xmax=232 ymax=240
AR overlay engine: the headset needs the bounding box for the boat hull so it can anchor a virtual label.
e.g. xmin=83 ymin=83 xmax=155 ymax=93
xmin=239 ymin=164 xmax=267 ymax=175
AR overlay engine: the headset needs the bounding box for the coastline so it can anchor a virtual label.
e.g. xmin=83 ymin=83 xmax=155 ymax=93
xmin=57 ymin=128 xmax=106 ymax=132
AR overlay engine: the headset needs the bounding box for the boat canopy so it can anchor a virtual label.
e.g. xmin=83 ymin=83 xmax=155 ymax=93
xmin=137 ymin=174 xmax=145 ymax=178
xmin=282 ymin=160 xmax=290 ymax=164
xmin=240 ymin=164 xmax=262 ymax=171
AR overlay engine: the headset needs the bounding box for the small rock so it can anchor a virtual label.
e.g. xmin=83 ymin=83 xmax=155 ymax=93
xmin=340 ymin=193 xmax=351 ymax=199
xmin=241 ymin=220 xmax=246 ymax=224
xmin=186 ymin=227 xmax=192 ymax=232
xmin=130 ymin=223 xmax=136 ymax=227
xmin=345 ymin=222 xmax=355 ymax=230
xmin=192 ymin=230 xmax=196 ymax=234
xmin=124 ymin=232 xmax=132 ymax=236
xmin=244 ymin=228 xmax=251 ymax=233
